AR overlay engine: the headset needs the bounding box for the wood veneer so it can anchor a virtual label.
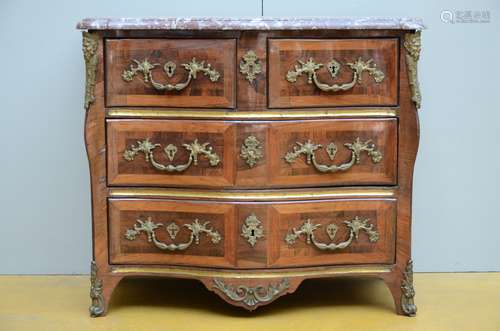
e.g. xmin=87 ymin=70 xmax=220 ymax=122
xmin=107 ymin=118 xmax=397 ymax=188
xmin=108 ymin=198 xmax=396 ymax=268
xmin=268 ymin=38 xmax=399 ymax=108
xmin=106 ymin=39 xmax=236 ymax=108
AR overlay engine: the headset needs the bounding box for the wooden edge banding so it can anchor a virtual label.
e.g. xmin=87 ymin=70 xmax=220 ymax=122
xmin=110 ymin=265 xmax=392 ymax=278
xmin=108 ymin=187 xmax=396 ymax=201
xmin=106 ymin=108 xmax=398 ymax=120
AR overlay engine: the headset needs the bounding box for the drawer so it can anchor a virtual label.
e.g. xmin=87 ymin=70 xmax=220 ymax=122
xmin=268 ymin=39 xmax=398 ymax=108
xmin=105 ymin=39 xmax=236 ymax=108
xmin=108 ymin=197 xmax=396 ymax=268
xmin=107 ymin=118 xmax=397 ymax=188
xmin=107 ymin=119 xmax=235 ymax=187
xmin=265 ymin=118 xmax=397 ymax=187
xmin=268 ymin=198 xmax=396 ymax=267
xmin=109 ymin=199 xmax=236 ymax=267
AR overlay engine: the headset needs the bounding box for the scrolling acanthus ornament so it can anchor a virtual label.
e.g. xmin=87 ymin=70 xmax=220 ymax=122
xmin=240 ymin=135 xmax=264 ymax=168
xmin=240 ymin=50 xmax=262 ymax=83
xmin=286 ymin=57 xmax=384 ymax=92
xmin=82 ymin=32 xmax=99 ymax=110
xmin=89 ymin=261 xmax=104 ymax=317
xmin=403 ymin=32 xmax=422 ymax=109
xmin=123 ymin=138 xmax=220 ymax=173
xmin=285 ymin=216 xmax=379 ymax=251
xmin=284 ymin=137 xmax=382 ymax=173
xmin=125 ymin=217 xmax=221 ymax=252
xmin=213 ymin=278 xmax=290 ymax=307
xmin=122 ymin=57 xmax=220 ymax=92
xmin=401 ymin=259 xmax=417 ymax=316
xmin=240 ymin=213 xmax=265 ymax=247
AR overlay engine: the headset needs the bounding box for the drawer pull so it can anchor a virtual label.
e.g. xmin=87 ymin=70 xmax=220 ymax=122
xmin=285 ymin=216 xmax=379 ymax=251
xmin=121 ymin=57 xmax=220 ymax=92
xmin=284 ymin=137 xmax=382 ymax=173
xmin=286 ymin=57 xmax=384 ymax=92
xmin=123 ymin=138 xmax=220 ymax=172
xmin=240 ymin=135 xmax=264 ymax=168
xmin=124 ymin=217 xmax=221 ymax=251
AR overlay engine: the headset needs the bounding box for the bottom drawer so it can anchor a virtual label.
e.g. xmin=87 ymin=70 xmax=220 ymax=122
xmin=108 ymin=197 xmax=396 ymax=268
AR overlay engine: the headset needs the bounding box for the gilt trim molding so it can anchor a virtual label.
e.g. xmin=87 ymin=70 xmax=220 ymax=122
xmin=108 ymin=187 xmax=396 ymax=201
xmin=111 ymin=265 xmax=391 ymax=278
xmin=106 ymin=108 xmax=398 ymax=119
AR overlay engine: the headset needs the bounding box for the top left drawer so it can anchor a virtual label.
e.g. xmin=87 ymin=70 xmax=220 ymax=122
xmin=105 ymin=39 xmax=236 ymax=108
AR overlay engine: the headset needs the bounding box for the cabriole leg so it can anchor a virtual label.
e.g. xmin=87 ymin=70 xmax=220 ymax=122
xmin=382 ymin=259 xmax=417 ymax=316
xmin=89 ymin=261 xmax=122 ymax=317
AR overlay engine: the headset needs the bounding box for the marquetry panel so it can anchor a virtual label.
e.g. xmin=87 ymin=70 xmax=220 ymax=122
xmin=268 ymin=38 xmax=398 ymax=108
xmin=109 ymin=199 xmax=236 ymax=267
xmin=107 ymin=120 xmax=235 ymax=188
xmin=106 ymin=39 xmax=236 ymax=108
xmin=268 ymin=118 xmax=397 ymax=187
xmin=268 ymin=199 xmax=396 ymax=267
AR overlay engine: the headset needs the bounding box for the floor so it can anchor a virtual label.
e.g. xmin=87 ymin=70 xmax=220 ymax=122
xmin=0 ymin=273 xmax=498 ymax=331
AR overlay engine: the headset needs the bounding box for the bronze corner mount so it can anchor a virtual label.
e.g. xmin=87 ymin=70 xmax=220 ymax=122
xmin=401 ymin=259 xmax=417 ymax=316
xmin=403 ymin=32 xmax=422 ymax=109
xmin=82 ymin=32 xmax=99 ymax=111
xmin=89 ymin=260 xmax=104 ymax=317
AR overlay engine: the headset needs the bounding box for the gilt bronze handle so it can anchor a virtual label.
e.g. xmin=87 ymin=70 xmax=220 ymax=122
xmin=284 ymin=137 xmax=382 ymax=173
xmin=122 ymin=57 xmax=220 ymax=92
xmin=123 ymin=138 xmax=220 ymax=172
xmin=125 ymin=217 xmax=221 ymax=252
xmin=285 ymin=216 xmax=379 ymax=251
xmin=286 ymin=57 xmax=384 ymax=92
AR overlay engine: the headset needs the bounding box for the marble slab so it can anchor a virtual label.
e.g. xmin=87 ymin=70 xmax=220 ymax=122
xmin=77 ymin=17 xmax=424 ymax=31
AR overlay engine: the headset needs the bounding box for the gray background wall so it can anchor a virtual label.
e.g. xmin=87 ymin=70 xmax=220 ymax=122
xmin=0 ymin=0 xmax=498 ymax=274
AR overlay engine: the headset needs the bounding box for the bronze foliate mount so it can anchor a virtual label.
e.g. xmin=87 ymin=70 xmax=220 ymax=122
xmin=122 ymin=57 xmax=220 ymax=92
xmin=213 ymin=278 xmax=289 ymax=308
xmin=123 ymin=138 xmax=220 ymax=173
xmin=240 ymin=135 xmax=264 ymax=168
xmin=286 ymin=57 xmax=384 ymax=92
xmin=125 ymin=217 xmax=221 ymax=252
xmin=284 ymin=137 xmax=382 ymax=173
xmin=82 ymin=32 xmax=99 ymax=110
xmin=240 ymin=213 xmax=265 ymax=247
xmin=89 ymin=261 xmax=104 ymax=317
xmin=403 ymin=32 xmax=422 ymax=109
xmin=285 ymin=216 xmax=379 ymax=251
xmin=401 ymin=259 xmax=417 ymax=316
xmin=240 ymin=50 xmax=262 ymax=84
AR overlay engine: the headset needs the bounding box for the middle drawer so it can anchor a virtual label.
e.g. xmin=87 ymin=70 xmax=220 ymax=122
xmin=107 ymin=119 xmax=397 ymax=188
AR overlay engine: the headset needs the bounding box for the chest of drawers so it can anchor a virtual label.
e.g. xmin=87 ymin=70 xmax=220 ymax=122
xmin=78 ymin=17 xmax=423 ymax=317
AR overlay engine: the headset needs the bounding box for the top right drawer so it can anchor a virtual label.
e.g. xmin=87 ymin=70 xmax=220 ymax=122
xmin=268 ymin=39 xmax=398 ymax=108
